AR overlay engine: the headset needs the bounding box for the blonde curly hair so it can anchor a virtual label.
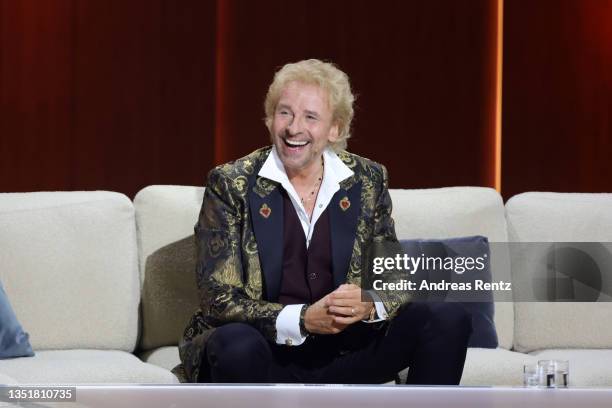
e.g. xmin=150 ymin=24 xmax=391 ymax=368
xmin=264 ymin=59 xmax=355 ymax=152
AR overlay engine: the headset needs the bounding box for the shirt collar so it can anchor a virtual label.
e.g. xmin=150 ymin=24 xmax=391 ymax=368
xmin=258 ymin=145 xmax=354 ymax=185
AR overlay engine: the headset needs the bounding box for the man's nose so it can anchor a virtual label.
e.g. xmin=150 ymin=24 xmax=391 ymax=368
xmin=286 ymin=115 xmax=303 ymax=135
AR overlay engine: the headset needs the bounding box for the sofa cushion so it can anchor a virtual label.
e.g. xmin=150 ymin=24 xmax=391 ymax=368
xmin=506 ymin=192 xmax=612 ymax=352
xmin=0 ymin=350 xmax=178 ymax=384
xmin=0 ymin=371 xmax=18 ymax=384
xmin=0 ymin=191 xmax=140 ymax=351
xmin=389 ymin=187 xmax=509 ymax=241
xmin=506 ymin=192 xmax=612 ymax=242
xmin=140 ymin=346 xmax=180 ymax=371
xmin=400 ymin=236 xmax=498 ymax=348
xmin=389 ymin=187 xmax=513 ymax=349
xmin=529 ymin=349 xmax=612 ymax=387
xmin=0 ymin=281 xmax=33 ymax=359
xmin=134 ymin=186 xmax=204 ymax=351
xmin=460 ymin=348 xmax=538 ymax=386
xmin=134 ymin=186 xmax=514 ymax=352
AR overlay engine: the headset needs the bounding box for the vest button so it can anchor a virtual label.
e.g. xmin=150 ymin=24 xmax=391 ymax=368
xmin=308 ymin=272 xmax=317 ymax=280
xmin=285 ymin=338 xmax=293 ymax=346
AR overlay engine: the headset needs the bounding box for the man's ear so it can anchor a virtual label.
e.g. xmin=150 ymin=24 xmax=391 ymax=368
xmin=328 ymin=124 xmax=340 ymax=143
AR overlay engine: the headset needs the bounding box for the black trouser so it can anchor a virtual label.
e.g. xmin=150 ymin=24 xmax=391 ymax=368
xmin=203 ymin=302 xmax=472 ymax=385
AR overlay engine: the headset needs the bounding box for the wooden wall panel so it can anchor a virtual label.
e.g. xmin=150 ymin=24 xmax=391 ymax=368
xmin=502 ymin=0 xmax=612 ymax=198
xmin=0 ymin=0 xmax=216 ymax=197
xmin=214 ymin=0 xmax=499 ymax=189
xmin=0 ymin=0 xmax=499 ymax=195
xmin=159 ymin=0 xmax=216 ymax=188
xmin=0 ymin=0 xmax=74 ymax=191
xmin=72 ymin=0 xmax=163 ymax=193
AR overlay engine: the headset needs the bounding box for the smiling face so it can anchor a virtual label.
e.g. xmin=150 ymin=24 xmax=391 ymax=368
xmin=270 ymin=81 xmax=339 ymax=178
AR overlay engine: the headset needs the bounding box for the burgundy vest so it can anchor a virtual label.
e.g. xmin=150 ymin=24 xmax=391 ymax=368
xmin=278 ymin=189 xmax=334 ymax=305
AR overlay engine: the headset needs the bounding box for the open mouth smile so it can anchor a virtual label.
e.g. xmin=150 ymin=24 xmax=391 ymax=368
xmin=283 ymin=138 xmax=310 ymax=148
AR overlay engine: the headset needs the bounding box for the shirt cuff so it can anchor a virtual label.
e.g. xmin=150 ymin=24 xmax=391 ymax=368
xmin=362 ymin=290 xmax=388 ymax=323
xmin=275 ymin=304 xmax=308 ymax=346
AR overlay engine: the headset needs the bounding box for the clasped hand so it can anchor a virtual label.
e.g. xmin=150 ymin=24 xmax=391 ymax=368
xmin=303 ymin=283 xmax=374 ymax=335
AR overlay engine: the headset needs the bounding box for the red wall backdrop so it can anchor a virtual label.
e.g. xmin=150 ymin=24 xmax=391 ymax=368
xmin=0 ymin=0 xmax=498 ymax=197
xmin=213 ymin=0 xmax=500 ymax=192
xmin=502 ymin=0 xmax=612 ymax=199
xmin=0 ymin=0 xmax=217 ymax=196
xmin=1 ymin=0 xmax=609 ymax=199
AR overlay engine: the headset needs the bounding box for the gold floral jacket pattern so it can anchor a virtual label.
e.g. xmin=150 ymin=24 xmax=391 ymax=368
xmin=173 ymin=146 xmax=405 ymax=382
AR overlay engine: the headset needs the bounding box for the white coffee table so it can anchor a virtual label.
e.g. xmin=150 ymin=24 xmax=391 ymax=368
xmin=15 ymin=384 xmax=610 ymax=408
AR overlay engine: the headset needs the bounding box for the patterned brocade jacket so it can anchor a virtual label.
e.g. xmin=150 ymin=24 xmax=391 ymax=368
xmin=174 ymin=146 xmax=406 ymax=383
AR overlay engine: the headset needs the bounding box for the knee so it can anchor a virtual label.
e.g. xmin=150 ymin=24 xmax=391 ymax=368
xmin=206 ymin=323 xmax=270 ymax=368
xmin=428 ymin=303 xmax=473 ymax=340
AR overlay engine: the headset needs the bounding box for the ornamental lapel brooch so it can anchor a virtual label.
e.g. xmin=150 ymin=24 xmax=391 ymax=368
xmin=259 ymin=203 xmax=272 ymax=218
xmin=339 ymin=196 xmax=351 ymax=211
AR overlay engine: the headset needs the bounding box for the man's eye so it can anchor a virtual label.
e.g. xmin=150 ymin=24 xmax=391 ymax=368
xmin=307 ymin=115 xmax=317 ymax=120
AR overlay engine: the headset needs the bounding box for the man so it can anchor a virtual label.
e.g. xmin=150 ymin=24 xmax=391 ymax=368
xmin=175 ymin=59 xmax=471 ymax=384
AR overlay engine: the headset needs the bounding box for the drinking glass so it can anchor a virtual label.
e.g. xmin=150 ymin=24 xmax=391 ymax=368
xmin=538 ymin=360 xmax=569 ymax=388
xmin=523 ymin=364 xmax=540 ymax=387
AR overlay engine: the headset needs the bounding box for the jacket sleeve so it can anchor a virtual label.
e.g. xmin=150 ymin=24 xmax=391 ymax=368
xmin=195 ymin=168 xmax=283 ymax=341
xmin=370 ymin=164 xmax=412 ymax=318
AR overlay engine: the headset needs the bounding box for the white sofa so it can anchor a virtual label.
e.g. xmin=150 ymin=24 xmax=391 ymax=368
xmin=1 ymin=186 xmax=611 ymax=386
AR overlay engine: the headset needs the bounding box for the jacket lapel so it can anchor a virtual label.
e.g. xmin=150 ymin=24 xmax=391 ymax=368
xmin=329 ymin=180 xmax=362 ymax=287
xmin=249 ymin=177 xmax=284 ymax=302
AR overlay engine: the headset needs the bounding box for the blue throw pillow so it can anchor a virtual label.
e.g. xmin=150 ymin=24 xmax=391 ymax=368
xmin=0 ymin=281 xmax=34 ymax=359
xmin=400 ymin=236 xmax=498 ymax=348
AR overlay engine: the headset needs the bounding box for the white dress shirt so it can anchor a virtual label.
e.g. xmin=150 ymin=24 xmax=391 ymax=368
xmin=258 ymin=146 xmax=387 ymax=346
